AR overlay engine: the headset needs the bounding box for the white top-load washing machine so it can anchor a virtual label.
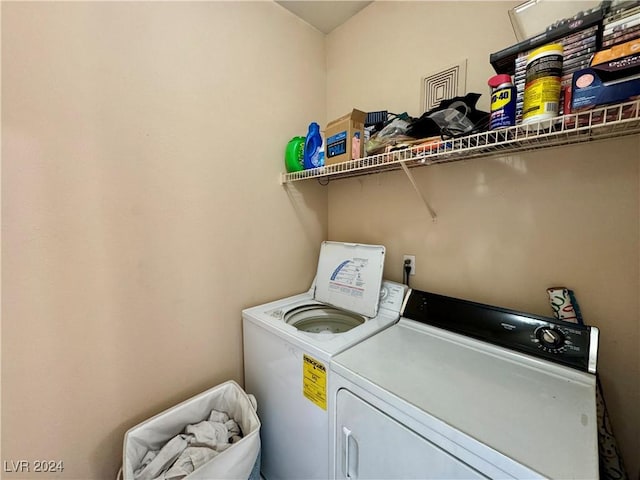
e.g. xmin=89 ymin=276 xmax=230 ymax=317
xmin=330 ymin=289 xmax=600 ymax=479
xmin=242 ymin=241 xmax=407 ymax=480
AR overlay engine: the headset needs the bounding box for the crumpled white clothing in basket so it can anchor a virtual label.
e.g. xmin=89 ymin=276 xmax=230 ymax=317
xmin=164 ymin=447 xmax=219 ymax=480
xmin=134 ymin=409 xmax=242 ymax=480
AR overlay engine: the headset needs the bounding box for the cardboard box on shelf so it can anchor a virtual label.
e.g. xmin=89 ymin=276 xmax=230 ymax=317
xmin=571 ymin=67 xmax=640 ymax=111
xmin=590 ymin=38 xmax=640 ymax=67
xmin=325 ymin=109 xmax=367 ymax=165
xmin=571 ymin=38 xmax=640 ymax=112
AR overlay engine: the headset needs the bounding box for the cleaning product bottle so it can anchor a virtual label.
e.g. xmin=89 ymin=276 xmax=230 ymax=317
xmin=522 ymin=43 xmax=564 ymax=125
xmin=488 ymin=74 xmax=516 ymax=129
xmin=303 ymin=122 xmax=324 ymax=169
xmin=285 ymin=136 xmax=305 ymax=173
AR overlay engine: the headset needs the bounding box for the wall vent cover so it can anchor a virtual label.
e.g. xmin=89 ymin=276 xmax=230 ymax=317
xmin=421 ymin=60 xmax=467 ymax=113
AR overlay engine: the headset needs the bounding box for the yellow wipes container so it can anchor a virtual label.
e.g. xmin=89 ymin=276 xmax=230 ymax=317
xmin=522 ymin=44 xmax=564 ymax=124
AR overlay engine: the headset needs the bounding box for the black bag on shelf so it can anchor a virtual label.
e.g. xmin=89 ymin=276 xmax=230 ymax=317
xmin=407 ymin=93 xmax=490 ymax=140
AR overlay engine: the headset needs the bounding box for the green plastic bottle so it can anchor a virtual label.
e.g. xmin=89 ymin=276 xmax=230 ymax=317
xmin=285 ymin=136 xmax=305 ymax=173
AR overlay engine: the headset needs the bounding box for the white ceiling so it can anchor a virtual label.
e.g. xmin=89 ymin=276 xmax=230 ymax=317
xmin=275 ymin=1 xmax=373 ymax=34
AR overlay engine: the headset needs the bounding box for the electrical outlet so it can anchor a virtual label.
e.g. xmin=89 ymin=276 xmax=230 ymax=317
xmin=403 ymin=255 xmax=416 ymax=275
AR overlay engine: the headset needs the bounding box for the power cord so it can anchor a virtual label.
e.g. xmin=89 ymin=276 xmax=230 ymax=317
xmin=403 ymin=259 xmax=412 ymax=287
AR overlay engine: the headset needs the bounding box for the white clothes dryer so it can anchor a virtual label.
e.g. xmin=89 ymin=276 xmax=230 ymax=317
xmin=329 ymin=289 xmax=600 ymax=479
xmin=242 ymin=241 xmax=407 ymax=480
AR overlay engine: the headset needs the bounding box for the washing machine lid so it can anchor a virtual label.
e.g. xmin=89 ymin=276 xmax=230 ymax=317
xmin=313 ymin=242 xmax=385 ymax=318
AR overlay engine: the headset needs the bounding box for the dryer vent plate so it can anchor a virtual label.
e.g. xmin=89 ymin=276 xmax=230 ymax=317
xmin=421 ymin=60 xmax=467 ymax=113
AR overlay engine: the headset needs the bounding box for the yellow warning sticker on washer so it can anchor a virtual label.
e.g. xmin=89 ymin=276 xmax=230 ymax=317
xmin=303 ymin=354 xmax=327 ymax=410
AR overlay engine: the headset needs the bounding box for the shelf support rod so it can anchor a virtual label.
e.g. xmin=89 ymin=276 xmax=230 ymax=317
xmin=400 ymin=162 xmax=437 ymax=222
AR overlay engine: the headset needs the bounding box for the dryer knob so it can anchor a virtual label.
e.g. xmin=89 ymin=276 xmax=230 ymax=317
xmin=537 ymin=327 xmax=565 ymax=349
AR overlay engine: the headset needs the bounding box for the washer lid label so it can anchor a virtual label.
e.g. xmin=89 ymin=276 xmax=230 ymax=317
xmin=303 ymin=354 xmax=327 ymax=410
xmin=315 ymin=242 xmax=386 ymax=317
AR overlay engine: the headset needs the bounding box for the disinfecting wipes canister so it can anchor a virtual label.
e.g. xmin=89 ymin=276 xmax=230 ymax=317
xmin=522 ymin=44 xmax=564 ymax=125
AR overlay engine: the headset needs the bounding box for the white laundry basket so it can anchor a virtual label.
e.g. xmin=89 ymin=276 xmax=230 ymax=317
xmin=121 ymin=380 xmax=260 ymax=480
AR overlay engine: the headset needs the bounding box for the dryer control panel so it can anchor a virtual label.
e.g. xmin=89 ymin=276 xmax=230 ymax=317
xmin=378 ymin=281 xmax=409 ymax=314
xmin=402 ymin=289 xmax=598 ymax=373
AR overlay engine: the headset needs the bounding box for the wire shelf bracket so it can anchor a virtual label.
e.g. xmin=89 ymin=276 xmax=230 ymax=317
xmin=400 ymin=161 xmax=437 ymax=222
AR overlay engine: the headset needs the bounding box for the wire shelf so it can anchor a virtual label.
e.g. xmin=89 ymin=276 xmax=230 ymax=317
xmin=280 ymin=99 xmax=640 ymax=184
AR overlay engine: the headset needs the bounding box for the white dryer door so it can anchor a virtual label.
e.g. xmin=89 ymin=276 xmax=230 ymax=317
xmin=335 ymin=389 xmax=487 ymax=479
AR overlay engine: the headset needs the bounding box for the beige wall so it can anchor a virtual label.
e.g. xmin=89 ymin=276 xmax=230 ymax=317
xmin=2 ymin=2 xmax=326 ymax=478
xmin=327 ymin=2 xmax=640 ymax=477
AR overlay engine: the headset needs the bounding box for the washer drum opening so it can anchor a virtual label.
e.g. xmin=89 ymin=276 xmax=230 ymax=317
xmin=284 ymin=305 xmax=365 ymax=333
